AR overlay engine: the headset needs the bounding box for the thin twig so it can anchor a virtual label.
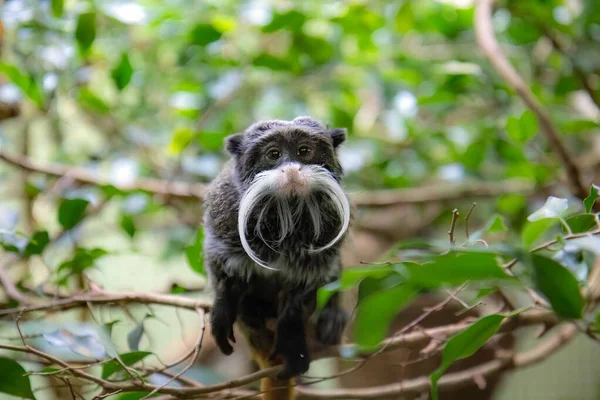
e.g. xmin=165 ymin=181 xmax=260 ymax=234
xmin=464 ymin=202 xmax=477 ymax=240
xmin=448 ymin=209 xmax=460 ymax=245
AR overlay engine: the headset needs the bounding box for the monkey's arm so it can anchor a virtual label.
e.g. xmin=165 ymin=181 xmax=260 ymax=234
xmin=270 ymin=288 xmax=313 ymax=379
xmin=210 ymin=275 xmax=244 ymax=355
xmin=315 ymin=291 xmax=347 ymax=345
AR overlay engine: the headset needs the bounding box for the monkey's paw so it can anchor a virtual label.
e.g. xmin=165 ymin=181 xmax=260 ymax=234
xmin=210 ymin=310 xmax=236 ymax=355
xmin=315 ymin=306 xmax=347 ymax=346
xmin=275 ymin=352 xmax=311 ymax=380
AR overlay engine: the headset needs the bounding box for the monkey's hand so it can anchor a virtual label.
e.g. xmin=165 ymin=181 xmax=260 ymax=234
xmin=210 ymin=298 xmax=236 ymax=355
xmin=269 ymin=330 xmax=311 ymax=379
xmin=315 ymin=293 xmax=347 ymax=345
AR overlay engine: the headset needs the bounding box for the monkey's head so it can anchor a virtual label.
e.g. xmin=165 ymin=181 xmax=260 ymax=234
xmin=225 ymin=117 xmax=350 ymax=269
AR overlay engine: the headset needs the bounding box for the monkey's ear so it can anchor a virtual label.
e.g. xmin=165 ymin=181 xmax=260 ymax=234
xmin=225 ymin=134 xmax=243 ymax=156
xmin=329 ymin=128 xmax=346 ymax=148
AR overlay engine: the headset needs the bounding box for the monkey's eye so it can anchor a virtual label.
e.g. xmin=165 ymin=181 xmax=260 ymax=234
xmin=297 ymin=145 xmax=312 ymax=157
xmin=266 ymin=148 xmax=281 ymax=161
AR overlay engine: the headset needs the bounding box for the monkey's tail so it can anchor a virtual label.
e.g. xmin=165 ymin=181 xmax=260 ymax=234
xmin=252 ymin=349 xmax=295 ymax=400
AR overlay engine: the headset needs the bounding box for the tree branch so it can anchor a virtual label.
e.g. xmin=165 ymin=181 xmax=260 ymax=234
xmin=0 ymin=290 xmax=211 ymax=317
xmin=474 ymin=0 xmax=590 ymax=203
xmin=296 ymin=324 xmax=578 ymax=399
xmin=0 ymin=151 xmax=207 ymax=200
xmin=0 ymin=150 xmax=538 ymax=207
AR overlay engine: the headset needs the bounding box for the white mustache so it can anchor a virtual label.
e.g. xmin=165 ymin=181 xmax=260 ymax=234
xmin=238 ymin=164 xmax=350 ymax=270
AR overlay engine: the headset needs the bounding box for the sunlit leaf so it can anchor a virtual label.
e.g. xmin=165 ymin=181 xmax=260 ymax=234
xmin=395 ymin=2 xmax=414 ymax=33
xmin=0 ymin=358 xmax=36 ymax=399
xmin=528 ymin=254 xmax=584 ymax=319
xmin=168 ymin=128 xmax=195 ymax=155
xmin=430 ymin=314 xmax=504 ymax=400
xmin=102 ymin=351 xmax=151 ymax=379
xmin=262 ymin=10 xmax=306 ymax=32
xmin=51 ymin=0 xmax=64 ymax=18
xmin=521 ymin=218 xmax=559 ymax=248
xmin=527 ymin=197 xmax=568 ymax=221
xmin=78 ymin=87 xmax=111 ymax=114
xmin=0 ymin=63 xmax=44 ymax=108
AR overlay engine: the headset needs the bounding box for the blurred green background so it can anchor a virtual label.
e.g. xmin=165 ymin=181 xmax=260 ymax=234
xmin=1 ymin=0 xmax=600 ymax=399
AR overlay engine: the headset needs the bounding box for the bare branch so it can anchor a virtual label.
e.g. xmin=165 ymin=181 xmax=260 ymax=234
xmin=475 ymin=0 xmax=590 ymax=203
xmin=0 ymin=150 xmax=538 ymax=207
xmin=296 ymin=324 xmax=578 ymax=399
xmin=0 ymin=150 xmax=207 ymax=200
xmin=0 ymin=291 xmax=211 ymax=317
xmin=448 ymin=209 xmax=460 ymax=245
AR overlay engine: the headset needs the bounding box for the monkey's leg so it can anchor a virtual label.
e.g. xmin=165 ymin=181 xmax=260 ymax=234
xmin=315 ymin=292 xmax=347 ymax=345
xmin=210 ymin=275 xmax=244 ymax=355
xmin=270 ymin=289 xmax=311 ymax=379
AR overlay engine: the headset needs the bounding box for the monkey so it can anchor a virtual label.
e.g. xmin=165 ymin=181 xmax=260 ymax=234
xmin=203 ymin=116 xmax=350 ymax=383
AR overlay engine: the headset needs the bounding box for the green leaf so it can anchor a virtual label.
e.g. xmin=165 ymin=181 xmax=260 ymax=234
xmin=102 ymin=351 xmax=151 ymax=379
xmin=354 ymin=284 xmax=418 ymax=351
xmin=51 ymin=0 xmax=64 ymax=18
xmin=57 ymin=247 xmax=108 ymax=284
xmin=430 ymin=314 xmax=504 ymax=400
xmin=0 ymin=358 xmax=36 ymax=399
xmin=0 ymin=63 xmax=44 ymax=108
xmin=395 ymin=2 xmax=414 ymax=33
xmin=185 ymin=227 xmax=205 ymax=276
xmin=563 ymin=214 xmax=599 ymax=234
xmin=521 ymin=218 xmax=559 ymax=248
xmin=24 ymin=231 xmax=50 ymax=257
xmin=340 ymin=264 xmax=394 ymax=288
xmin=584 ymin=184 xmax=599 ymax=213
xmin=78 ymin=87 xmax=111 ymax=114
xmin=120 ymin=215 xmax=136 ymax=238
xmin=487 ymin=215 xmax=508 ymax=233
xmin=560 ymin=119 xmax=600 ymax=134
xmin=529 ymin=254 xmax=584 ymax=319
xmin=168 ymin=128 xmax=195 ymax=155
xmin=316 ymin=281 xmax=341 ymax=310
xmin=358 ymin=273 xmax=405 ymax=303
xmin=111 ymin=53 xmax=134 ymax=91
xmin=399 ymin=251 xmax=511 ymax=287
xmin=58 ymin=198 xmax=90 ymax=230
xmin=252 ymin=54 xmax=291 ymax=71
xmin=262 ymin=10 xmax=306 ymax=32
xmin=189 ymin=23 xmax=222 ymax=46
xmin=505 ymin=110 xmax=538 ymax=143
xmin=75 ymin=12 xmax=97 ymax=53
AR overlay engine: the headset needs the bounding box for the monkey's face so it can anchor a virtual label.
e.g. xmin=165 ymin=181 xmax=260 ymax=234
xmin=225 ymin=117 xmax=350 ymax=269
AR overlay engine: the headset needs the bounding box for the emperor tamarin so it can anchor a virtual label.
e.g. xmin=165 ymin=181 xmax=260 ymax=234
xmin=203 ymin=116 xmax=350 ymax=378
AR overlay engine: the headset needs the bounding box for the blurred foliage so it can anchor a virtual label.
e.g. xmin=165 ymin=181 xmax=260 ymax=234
xmin=1 ymin=0 xmax=600 ymax=399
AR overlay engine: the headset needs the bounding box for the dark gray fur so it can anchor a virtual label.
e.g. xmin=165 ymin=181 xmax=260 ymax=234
xmin=203 ymin=117 xmax=349 ymax=378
